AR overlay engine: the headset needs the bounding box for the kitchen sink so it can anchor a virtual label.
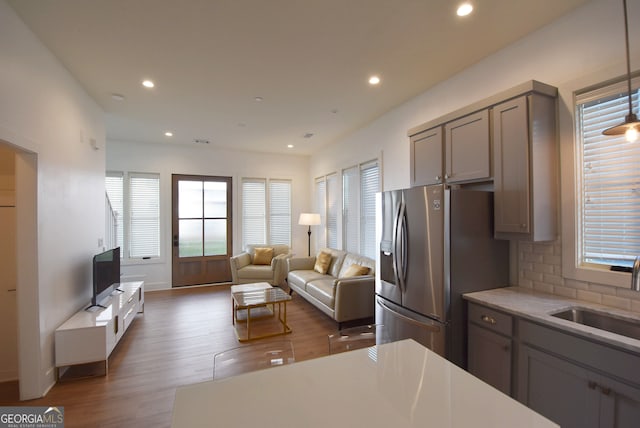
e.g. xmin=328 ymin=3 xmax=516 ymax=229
xmin=551 ymin=307 xmax=640 ymax=341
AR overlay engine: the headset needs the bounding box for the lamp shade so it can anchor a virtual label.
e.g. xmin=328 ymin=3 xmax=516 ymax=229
xmin=298 ymin=213 xmax=321 ymax=226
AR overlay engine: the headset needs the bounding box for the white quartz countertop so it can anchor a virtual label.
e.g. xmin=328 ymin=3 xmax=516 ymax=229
xmin=171 ymin=339 xmax=557 ymax=428
xmin=464 ymin=286 xmax=640 ymax=354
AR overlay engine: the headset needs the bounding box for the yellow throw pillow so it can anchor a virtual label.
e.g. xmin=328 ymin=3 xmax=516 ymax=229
xmin=253 ymin=247 xmax=274 ymax=265
xmin=342 ymin=264 xmax=370 ymax=278
xmin=314 ymin=251 xmax=332 ymax=274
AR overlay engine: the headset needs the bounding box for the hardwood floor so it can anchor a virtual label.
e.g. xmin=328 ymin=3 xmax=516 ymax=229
xmin=0 ymin=284 xmax=343 ymax=427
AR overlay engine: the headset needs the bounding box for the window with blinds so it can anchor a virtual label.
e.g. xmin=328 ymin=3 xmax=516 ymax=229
xmin=269 ymin=180 xmax=291 ymax=245
xmin=242 ymin=179 xmax=266 ymax=248
xmin=315 ymin=177 xmax=327 ymax=251
xmin=342 ymin=166 xmax=359 ymax=253
xmin=129 ymin=173 xmax=160 ymax=258
xmin=337 ymin=159 xmax=380 ymax=257
xmin=326 ymin=173 xmax=339 ymax=249
xmin=241 ymin=178 xmax=291 ymax=248
xmin=105 ymin=171 xmax=160 ymax=259
xmin=576 ymin=76 xmax=640 ymax=268
xmin=360 ymin=160 xmax=380 ymax=259
xmin=105 ymin=172 xmax=124 ymax=252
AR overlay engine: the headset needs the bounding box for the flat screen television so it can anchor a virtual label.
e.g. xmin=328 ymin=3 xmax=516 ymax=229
xmin=91 ymin=247 xmax=121 ymax=307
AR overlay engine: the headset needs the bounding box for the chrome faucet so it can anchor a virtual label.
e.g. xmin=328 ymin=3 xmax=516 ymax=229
xmin=632 ymin=256 xmax=640 ymax=291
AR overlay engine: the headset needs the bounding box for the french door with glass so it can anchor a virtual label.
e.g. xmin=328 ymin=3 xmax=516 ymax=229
xmin=171 ymin=174 xmax=232 ymax=286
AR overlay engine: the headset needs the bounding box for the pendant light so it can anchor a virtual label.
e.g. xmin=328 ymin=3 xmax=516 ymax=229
xmin=602 ymin=0 xmax=639 ymax=142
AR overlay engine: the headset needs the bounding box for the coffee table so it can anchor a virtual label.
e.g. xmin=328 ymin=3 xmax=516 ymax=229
xmin=232 ymin=287 xmax=292 ymax=342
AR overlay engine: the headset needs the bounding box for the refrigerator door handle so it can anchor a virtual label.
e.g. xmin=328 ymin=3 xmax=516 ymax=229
xmin=392 ymin=200 xmax=404 ymax=291
xmin=377 ymin=297 xmax=441 ymax=332
xmin=399 ymin=202 xmax=408 ymax=285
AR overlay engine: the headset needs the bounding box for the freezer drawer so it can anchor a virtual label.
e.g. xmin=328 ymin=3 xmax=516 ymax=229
xmin=375 ymin=296 xmax=446 ymax=358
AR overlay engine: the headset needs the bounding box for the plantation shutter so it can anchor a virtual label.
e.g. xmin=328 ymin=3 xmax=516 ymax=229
xmin=342 ymin=166 xmax=359 ymax=253
xmin=242 ymin=179 xmax=266 ymax=248
xmin=360 ymin=160 xmax=380 ymax=259
xmin=129 ymin=173 xmax=160 ymax=258
xmin=577 ymin=76 xmax=640 ymax=267
xmin=326 ymin=173 xmax=339 ymax=249
xmin=269 ymin=180 xmax=291 ymax=245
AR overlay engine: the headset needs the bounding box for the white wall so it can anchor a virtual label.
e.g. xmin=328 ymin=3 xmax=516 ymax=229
xmin=0 ymin=0 xmax=106 ymax=399
xmin=310 ymin=0 xmax=640 ymax=307
xmin=106 ymin=140 xmax=310 ymax=289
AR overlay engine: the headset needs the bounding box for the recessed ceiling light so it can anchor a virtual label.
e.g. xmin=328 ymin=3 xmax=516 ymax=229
xmin=457 ymin=2 xmax=473 ymax=17
xmin=287 ymin=144 xmax=294 ymax=149
xmin=254 ymin=96 xmax=264 ymax=102
xmin=164 ymin=131 xmax=173 ymax=137
xmin=368 ymin=75 xmax=381 ymax=85
xmin=142 ymin=80 xmax=155 ymax=88
xmin=303 ymin=133 xmax=314 ymax=139
xmin=111 ymin=93 xmax=125 ymax=101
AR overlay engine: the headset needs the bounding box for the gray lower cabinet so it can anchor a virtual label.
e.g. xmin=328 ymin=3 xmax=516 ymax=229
xmin=517 ymin=320 xmax=640 ymax=428
xmin=467 ymin=303 xmax=513 ymax=396
xmin=468 ymin=323 xmax=512 ymax=395
xmin=467 ymin=301 xmax=640 ymax=428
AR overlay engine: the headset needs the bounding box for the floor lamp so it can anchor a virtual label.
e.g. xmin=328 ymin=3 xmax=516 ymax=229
xmin=298 ymin=213 xmax=321 ymax=257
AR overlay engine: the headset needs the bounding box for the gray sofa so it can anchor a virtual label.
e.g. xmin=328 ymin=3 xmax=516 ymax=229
xmin=286 ymin=248 xmax=375 ymax=325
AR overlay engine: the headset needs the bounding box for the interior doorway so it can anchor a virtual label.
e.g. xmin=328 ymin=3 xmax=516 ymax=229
xmin=171 ymin=174 xmax=232 ymax=286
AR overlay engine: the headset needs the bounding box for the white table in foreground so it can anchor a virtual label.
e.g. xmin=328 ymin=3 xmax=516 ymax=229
xmin=171 ymin=339 xmax=557 ymax=428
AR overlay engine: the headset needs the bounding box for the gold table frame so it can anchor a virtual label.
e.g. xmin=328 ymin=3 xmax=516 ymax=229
xmin=231 ymin=288 xmax=292 ymax=342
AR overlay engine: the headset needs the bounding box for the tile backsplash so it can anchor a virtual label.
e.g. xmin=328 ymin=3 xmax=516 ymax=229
xmin=518 ymin=240 xmax=640 ymax=314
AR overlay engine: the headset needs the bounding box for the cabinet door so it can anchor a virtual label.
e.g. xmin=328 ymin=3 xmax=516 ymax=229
xmin=597 ymin=373 xmax=640 ymax=428
xmin=518 ymin=345 xmax=599 ymax=428
xmin=410 ymin=127 xmax=442 ymax=187
xmin=467 ymin=323 xmax=511 ymax=396
xmin=493 ymin=96 xmax=530 ymax=234
xmin=444 ymin=110 xmax=490 ymax=183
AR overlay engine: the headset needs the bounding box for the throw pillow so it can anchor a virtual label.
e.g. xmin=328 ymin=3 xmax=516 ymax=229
xmin=253 ymin=247 xmax=274 ymax=265
xmin=314 ymin=251 xmax=332 ymax=274
xmin=342 ymin=264 xmax=370 ymax=278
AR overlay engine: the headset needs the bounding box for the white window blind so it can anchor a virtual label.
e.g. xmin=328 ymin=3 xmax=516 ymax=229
xmin=326 ymin=173 xmax=339 ymax=249
xmin=105 ymin=172 xmax=124 ymax=252
xmin=342 ymin=166 xmax=359 ymax=253
xmin=576 ymin=76 xmax=640 ymax=267
xmin=315 ymin=177 xmax=327 ymax=251
xmin=242 ymin=179 xmax=266 ymax=248
xmin=129 ymin=173 xmax=160 ymax=258
xmin=360 ymin=160 xmax=380 ymax=259
xmin=269 ymin=180 xmax=291 ymax=245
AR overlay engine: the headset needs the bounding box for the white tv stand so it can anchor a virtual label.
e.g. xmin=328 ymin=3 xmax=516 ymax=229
xmin=54 ymin=281 xmax=144 ymax=378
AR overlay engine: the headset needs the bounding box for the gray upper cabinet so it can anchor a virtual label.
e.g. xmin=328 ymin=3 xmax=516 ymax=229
xmin=410 ymin=126 xmax=442 ymax=187
xmin=444 ymin=110 xmax=490 ymax=183
xmin=408 ymin=81 xmax=558 ymax=241
xmin=492 ymin=93 xmax=557 ymax=241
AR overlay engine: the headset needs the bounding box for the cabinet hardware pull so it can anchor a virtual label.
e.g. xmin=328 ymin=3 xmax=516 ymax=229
xmin=588 ymin=381 xmax=597 ymax=390
xmin=435 ymin=175 xmax=441 ymax=181
xmin=600 ymin=386 xmax=611 ymax=396
xmin=480 ymin=315 xmax=497 ymax=325
xmin=444 ymin=174 xmax=450 ymax=180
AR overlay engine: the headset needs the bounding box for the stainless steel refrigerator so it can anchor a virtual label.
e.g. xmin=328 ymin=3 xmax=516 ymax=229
xmin=375 ymin=184 xmax=509 ymax=368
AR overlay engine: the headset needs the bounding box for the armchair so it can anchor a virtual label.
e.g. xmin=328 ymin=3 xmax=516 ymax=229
xmin=230 ymin=244 xmax=292 ymax=286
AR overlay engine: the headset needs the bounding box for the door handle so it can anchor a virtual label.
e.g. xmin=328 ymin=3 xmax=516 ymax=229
xmin=173 ymin=235 xmax=179 ymax=247
xmin=377 ymin=298 xmax=441 ymax=332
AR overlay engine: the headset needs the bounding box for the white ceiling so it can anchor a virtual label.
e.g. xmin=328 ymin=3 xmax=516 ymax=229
xmin=9 ymin=0 xmax=590 ymax=155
